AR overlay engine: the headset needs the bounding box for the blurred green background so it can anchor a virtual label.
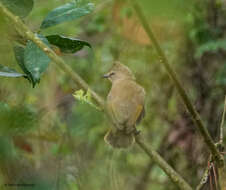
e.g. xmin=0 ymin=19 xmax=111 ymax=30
xmin=0 ymin=0 xmax=226 ymax=189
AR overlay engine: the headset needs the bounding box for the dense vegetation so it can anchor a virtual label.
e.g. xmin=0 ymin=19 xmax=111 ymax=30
xmin=0 ymin=0 xmax=225 ymax=189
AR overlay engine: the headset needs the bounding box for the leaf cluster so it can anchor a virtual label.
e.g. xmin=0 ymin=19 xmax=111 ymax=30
xmin=0 ymin=0 xmax=93 ymax=87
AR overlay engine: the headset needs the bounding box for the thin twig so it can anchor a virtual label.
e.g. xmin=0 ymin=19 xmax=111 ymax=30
xmin=129 ymin=0 xmax=224 ymax=168
xmin=196 ymin=164 xmax=210 ymax=190
xmin=212 ymin=163 xmax=219 ymax=190
xmin=210 ymin=169 xmax=213 ymax=190
xmin=219 ymin=96 xmax=226 ymax=144
xmin=0 ymin=3 xmax=193 ymax=189
xmin=196 ymin=96 xmax=226 ymax=190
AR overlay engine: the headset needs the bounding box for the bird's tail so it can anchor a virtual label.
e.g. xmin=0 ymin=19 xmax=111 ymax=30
xmin=104 ymin=129 xmax=135 ymax=148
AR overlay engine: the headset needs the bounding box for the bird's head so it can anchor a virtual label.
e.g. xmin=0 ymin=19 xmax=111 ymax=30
xmin=103 ymin=61 xmax=135 ymax=83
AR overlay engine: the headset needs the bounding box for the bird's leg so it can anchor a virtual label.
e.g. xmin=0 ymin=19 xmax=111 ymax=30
xmin=124 ymin=125 xmax=134 ymax=135
xmin=125 ymin=125 xmax=140 ymax=135
xmin=134 ymin=129 xmax=141 ymax=135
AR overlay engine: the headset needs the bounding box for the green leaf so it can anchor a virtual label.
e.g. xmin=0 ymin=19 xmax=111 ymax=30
xmin=0 ymin=0 xmax=34 ymax=18
xmin=24 ymin=34 xmax=51 ymax=87
xmin=13 ymin=45 xmax=34 ymax=83
xmin=46 ymin=35 xmax=91 ymax=53
xmin=40 ymin=2 xmax=94 ymax=29
xmin=0 ymin=64 xmax=26 ymax=78
xmin=73 ymin=89 xmax=101 ymax=111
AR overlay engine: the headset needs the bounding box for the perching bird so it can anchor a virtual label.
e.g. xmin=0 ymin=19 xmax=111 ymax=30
xmin=103 ymin=62 xmax=145 ymax=148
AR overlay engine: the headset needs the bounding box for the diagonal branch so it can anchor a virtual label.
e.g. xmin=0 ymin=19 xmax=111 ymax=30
xmin=129 ymin=0 xmax=224 ymax=168
xmin=0 ymin=5 xmax=105 ymax=109
xmin=0 ymin=3 xmax=193 ymax=190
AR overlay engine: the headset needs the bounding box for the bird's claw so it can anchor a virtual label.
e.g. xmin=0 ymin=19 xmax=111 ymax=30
xmin=134 ymin=129 xmax=141 ymax=136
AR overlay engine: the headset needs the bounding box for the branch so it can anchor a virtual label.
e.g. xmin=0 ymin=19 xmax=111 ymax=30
xmin=0 ymin=4 xmax=105 ymax=109
xmin=129 ymin=0 xmax=224 ymax=168
xmin=0 ymin=3 xmax=193 ymax=190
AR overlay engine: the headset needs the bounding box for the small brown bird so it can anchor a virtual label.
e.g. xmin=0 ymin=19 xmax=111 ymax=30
xmin=103 ymin=62 xmax=145 ymax=148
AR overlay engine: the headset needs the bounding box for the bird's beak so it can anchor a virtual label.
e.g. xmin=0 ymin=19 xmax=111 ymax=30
xmin=103 ymin=73 xmax=110 ymax=78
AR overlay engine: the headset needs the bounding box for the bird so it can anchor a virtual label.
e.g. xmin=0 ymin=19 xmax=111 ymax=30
xmin=103 ymin=61 xmax=145 ymax=148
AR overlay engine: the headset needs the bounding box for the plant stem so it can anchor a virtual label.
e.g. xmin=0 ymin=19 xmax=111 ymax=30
xmin=0 ymin=3 xmax=193 ymax=189
xmin=130 ymin=0 xmax=224 ymax=167
xmin=219 ymin=96 xmax=226 ymax=144
xmin=196 ymin=164 xmax=210 ymax=190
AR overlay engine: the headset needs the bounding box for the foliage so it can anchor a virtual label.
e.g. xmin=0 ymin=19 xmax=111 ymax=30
xmin=46 ymin=35 xmax=91 ymax=53
xmin=40 ymin=1 xmax=94 ymax=29
xmin=0 ymin=0 xmax=93 ymax=87
xmin=0 ymin=102 xmax=38 ymax=136
xmin=0 ymin=0 xmax=225 ymax=190
xmin=0 ymin=64 xmax=25 ymax=78
xmin=73 ymin=89 xmax=101 ymax=111
xmin=216 ymin=64 xmax=226 ymax=85
xmin=195 ymin=39 xmax=226 ymax=58
xmin=24 ymin=34 xmax=51 ymax=86
xmin=0 ymin=0 xmax=33 ymax=18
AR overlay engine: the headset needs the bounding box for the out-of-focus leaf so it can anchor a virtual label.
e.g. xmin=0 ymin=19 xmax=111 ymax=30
xmin=0 ymin=64 xmax=26 ymax=78
xmin=195 ymin=39 xmax=226 ymax=58
xmin=138 ymin=0 xmax=194 ymax=20
xmin=68 ymin=102 xmax=104 ymax=142
xmin=216 ymin=64 xmax=226 ymax=85
xmin=189 ymin=24 xmax=214 ymax=45
xmin=68 ymin=182 xmax=79 ymax=190
xmin=0 ymin=137 xmax=17 ymax=161
xmin=0 ymin=0 xmax=34 ymax=18
xmin=51 ymin=143 xmax=72 ymax=156
xmin=24 ymin=34 xmax=51 ymax=87
xmin=0 ymin=102 xmax=38 ymax=136
xmin=40 ymin=2 xmax=94 ymax=29
xmin=46 ymin=35 xmax=91 ymax=53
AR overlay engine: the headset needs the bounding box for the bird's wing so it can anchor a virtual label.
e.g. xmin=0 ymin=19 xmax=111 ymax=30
xmin=107 ymin=101 xmax=124 ymax=130
xmin=136 ymin=106 xmax=145 ymax=125
xmin=126 ymin=104 xmax=144 ymax=127
xmin=125 ymin=83 xmax=145 ymax=128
